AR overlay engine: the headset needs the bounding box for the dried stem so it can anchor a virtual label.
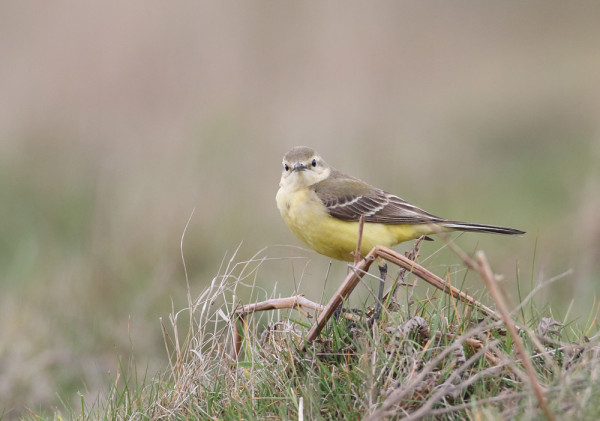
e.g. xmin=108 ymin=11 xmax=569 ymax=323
xmin=304 ymin=245 xmax=500 ymax=347
xmin=303 ymin=247 xmax=379 ymax=348
xmin=232 ymin=295 xmax=362 ymax=358
xmin=475 ymin=251 xmax=555 ymax=421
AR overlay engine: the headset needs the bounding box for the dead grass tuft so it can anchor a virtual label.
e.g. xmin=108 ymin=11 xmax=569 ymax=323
xmin=121 ymin=242 xmax=600 ymax=420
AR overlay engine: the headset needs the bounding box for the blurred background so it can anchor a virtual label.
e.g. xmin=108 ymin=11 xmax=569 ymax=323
xmin=1 ymin=1 xmax=599 ymax=417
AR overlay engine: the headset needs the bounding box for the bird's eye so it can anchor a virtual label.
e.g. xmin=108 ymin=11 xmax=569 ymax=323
xmin=312 ymin=159 xmax=317 ymax=167
xmin=284 ymin=163 xmax=289 ymax=171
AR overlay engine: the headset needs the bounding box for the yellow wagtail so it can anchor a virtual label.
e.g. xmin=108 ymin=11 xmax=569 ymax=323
xmin=276 ymin=146 xmax=525 ymax=262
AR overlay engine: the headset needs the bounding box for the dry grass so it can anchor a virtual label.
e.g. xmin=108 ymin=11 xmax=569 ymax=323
xmin=78 ymin=241 xmax=600 ymax=421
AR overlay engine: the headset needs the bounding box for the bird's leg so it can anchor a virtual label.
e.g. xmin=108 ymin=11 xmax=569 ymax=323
xmin=371 ymin=262 xmax=387 ymax=322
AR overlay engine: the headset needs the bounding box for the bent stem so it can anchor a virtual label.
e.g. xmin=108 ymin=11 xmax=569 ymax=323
xmin=303 ymin=245 xmax=500 ymax=347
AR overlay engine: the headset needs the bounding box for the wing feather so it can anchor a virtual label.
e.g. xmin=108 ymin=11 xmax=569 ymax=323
xmin=313 ymin=170 xmax=445 ymax=225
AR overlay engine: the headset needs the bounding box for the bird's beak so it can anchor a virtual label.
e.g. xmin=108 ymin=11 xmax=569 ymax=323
xmin=292 ymin=163 xmax=307 ymax=172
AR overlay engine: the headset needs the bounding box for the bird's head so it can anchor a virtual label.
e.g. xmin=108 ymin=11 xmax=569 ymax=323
xmin=279 ymin=146 xmax=331 ymax=189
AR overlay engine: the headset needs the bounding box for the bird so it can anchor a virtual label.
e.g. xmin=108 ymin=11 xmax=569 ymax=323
xmin=276 ymin=146 xmax=524 ymax=262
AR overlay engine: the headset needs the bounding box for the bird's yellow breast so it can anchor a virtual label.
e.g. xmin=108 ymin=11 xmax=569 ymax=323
xmin=276 ymin=186 xmax=431 ymax=261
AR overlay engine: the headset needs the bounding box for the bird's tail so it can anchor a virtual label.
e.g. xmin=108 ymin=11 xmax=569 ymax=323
xmin=442 ymin=221 xmax=525 ymax=236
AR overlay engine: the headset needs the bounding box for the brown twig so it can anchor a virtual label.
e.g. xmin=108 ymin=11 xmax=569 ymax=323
xmin=304 ymin=246 xmax=500 ymax=348
xmin=236 ymin=295 xmax=327 ymax=315
xmin=303 ymin=247 xmax=379 ymax=348
xmin=373 ymin=246 xmax=499 ymax=319
xmin=475 ymin=251 xmax=555 ymax=421
xmin=232 ymin=295 xmax=362 ymax=358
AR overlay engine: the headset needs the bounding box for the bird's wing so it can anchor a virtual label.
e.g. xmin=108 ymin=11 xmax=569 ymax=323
xmin=313 ymin=171 xmax=445 ymax=225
